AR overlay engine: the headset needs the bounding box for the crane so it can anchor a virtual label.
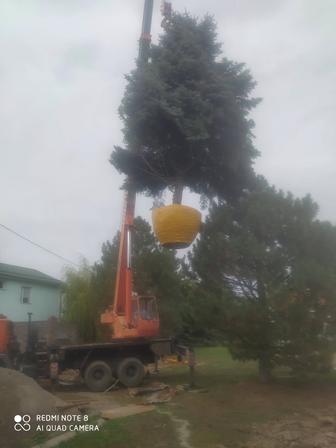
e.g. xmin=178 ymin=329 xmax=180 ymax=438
xmin=1 ymin=1 xmax=187 ymax=392
xmin=100 ymin=1 xmax=173 ymax=339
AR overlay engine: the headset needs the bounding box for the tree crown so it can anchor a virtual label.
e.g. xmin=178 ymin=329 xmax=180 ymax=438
xmin=111 ymin=12 xmax=260 ymax=201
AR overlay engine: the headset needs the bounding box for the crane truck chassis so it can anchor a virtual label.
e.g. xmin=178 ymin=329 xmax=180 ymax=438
xmin=1 ymin=315 xmax=189 ymax=392
xmin=27 ymin=337 xmax=187 ymax=392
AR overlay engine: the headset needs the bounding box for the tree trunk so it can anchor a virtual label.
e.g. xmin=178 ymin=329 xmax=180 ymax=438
xmin=172 ymin=180 xmax=184 ymax=204
xmin=256 ymin=274 xmax=272 ymax=383
xmin=258 ymin=357 xmax=272 ymax=383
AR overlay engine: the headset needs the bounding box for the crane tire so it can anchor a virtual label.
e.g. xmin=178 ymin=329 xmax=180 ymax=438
xmin=84 ymin=360 xmax=113 ymax=392
xmin=117 ymin=357 xmax=145 ymax=387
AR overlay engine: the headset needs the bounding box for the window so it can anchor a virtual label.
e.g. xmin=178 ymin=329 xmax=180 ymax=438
xmin=139 ymin=296 xmax=158 ymax=320
xmin=21 ymin=286 xmax=31 ymax=304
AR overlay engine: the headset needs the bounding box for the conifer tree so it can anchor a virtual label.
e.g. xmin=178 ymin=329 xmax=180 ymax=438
xmin=111 ymin=13 xmax=260 ymax=203
xmin=191 ymin=180 xmax=336 ymax=380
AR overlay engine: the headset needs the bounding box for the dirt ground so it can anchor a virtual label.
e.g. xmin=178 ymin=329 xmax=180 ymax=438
xmin=4 ymin=348 xmax=336 ymax=448
xmin=51 ymin=352 xmax=336 ymax=448
xmin=245 ymin=408 xmax=336 ymax=448
xmin=172 ymin=379 xmax=336 ymax=448
xmin=53 ymin=388 xmax=126 ymax=415
xmin=45 ymin=381 xmax=336 ymax=448
xmin=150 ymin=349 xmax=336 ymax=448
xmin=0 ymin=368 xmax=66 ymax=448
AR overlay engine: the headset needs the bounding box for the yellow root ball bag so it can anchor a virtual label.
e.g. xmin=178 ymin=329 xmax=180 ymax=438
xmin=152 ymin=204 xmax=201 ymax=249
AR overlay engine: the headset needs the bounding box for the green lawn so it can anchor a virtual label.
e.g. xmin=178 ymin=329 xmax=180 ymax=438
xmin=30 ymin=347 xmax=336 ymax=448
xmin=56 ymin=412 xmax=179 ymax=448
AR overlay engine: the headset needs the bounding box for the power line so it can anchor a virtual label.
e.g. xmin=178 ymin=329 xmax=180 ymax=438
xmin=0 ymin=223 xmax=79 ymax=267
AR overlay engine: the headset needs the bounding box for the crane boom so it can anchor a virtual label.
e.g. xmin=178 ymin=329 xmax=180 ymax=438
xmin=100 ymin=0 xmax=159 ymax=339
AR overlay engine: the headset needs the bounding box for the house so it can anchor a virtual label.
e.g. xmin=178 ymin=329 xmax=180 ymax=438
xmin=0 ymin=263 xmax=79 ymax=350
xmin=0 ymin=262 xmax=62 ymax=323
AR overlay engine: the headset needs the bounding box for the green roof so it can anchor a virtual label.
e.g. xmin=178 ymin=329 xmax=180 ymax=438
xmin=0 ymin=263 xmax=62 ymax=287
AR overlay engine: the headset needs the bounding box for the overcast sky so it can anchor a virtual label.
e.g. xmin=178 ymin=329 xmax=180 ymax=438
xmin=1 ymin=0 xmax=335 ymax=279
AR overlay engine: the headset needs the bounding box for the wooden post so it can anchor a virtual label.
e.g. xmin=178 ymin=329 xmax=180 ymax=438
xmin=154 ymin=355 xmax=159 ymax=373
xmin=188 ymin=347 xmax=196 ymax=388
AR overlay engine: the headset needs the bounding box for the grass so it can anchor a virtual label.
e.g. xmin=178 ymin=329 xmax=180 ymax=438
xmin=29 ymin=347 xmax=336 ymax=448
xmin=158 ymin=347 xmax=336 ymax=447
xmin=55 ymin=412 xmax=179 ymax=448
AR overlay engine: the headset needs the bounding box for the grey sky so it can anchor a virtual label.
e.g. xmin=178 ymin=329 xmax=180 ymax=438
xmin=1 ymin=0 xmax=335 ymax=279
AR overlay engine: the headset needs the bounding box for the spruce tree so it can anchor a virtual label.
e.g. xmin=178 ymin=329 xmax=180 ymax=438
xmin=111 ymin=13 xmax=260 ymax=203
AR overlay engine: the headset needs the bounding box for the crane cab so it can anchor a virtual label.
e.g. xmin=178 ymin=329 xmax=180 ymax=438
xmin=101 ymin=294 xmax=159 ymax=339
xmin=133 ymin=295 xmax=159 ymax=337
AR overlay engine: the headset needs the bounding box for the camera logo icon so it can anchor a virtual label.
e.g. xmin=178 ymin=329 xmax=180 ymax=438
xmin=14 ymin=415 xmax=31 ymax=432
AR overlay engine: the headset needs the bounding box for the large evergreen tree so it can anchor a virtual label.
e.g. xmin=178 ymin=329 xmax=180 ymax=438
xmin=190 ymin=180 xmax=336 ymax=380
xmin=111 ymin=13 xmax=260 ymax=203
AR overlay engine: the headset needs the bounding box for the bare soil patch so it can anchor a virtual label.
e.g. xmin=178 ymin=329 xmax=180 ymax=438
xmin=245 ymin=408 xmax=336 ymax=448
xmin=0 ymin=368 xmax=66 ymax=448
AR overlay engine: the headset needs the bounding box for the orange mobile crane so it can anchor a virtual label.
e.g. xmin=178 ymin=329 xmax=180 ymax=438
xmin=101 ymin=0 xmax=171 ymax=340
xmin=43 ymin=0 xmax=181 ymax=391
xmin=2 ymin=1 xmax=183 ymax=391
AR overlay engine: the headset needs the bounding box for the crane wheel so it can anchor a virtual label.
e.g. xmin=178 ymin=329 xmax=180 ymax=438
xmin=117 ymin=357 xmax=145 ymax=387
xmin=84 ymin=360 xmax=113 ymax=392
